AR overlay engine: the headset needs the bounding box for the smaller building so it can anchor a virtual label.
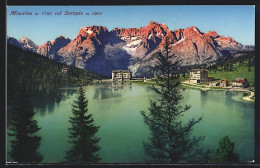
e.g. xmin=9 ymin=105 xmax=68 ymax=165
xmin=219 ymin=79 xmax=228 ymax=87
xmin=189 ymin=69 xmax=208 ymax=83
xmin=232 ymin=78 xmax=249 ymax=88
xmin=112 ymin=70 xmax=132 ymax=80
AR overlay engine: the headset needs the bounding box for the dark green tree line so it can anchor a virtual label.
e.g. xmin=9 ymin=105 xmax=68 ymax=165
xmin=7 ymin=44 xmax=104 ymax=120
xmin=7 ymin=44 xmax=102 ymax=103
xmin=66 ymin=85 xmax=101 ymax=162
xmin=8 ymin=81 xmax=43 ymax=162
xmin=141 ymin=38 xmax=204 ymax=163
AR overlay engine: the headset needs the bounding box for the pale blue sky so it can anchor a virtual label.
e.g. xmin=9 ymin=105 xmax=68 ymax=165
xmin=7 ymin=5 xmax=255 ymax=45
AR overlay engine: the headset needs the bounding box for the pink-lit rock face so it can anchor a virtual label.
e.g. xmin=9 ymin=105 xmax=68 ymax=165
xmin=8 ymin=21 xmax=251 ymax=77
xmin=37 ymin=36 xmax=71 ymax=57
xmin=206 ymin=31 xmax=219 ymax=38
xmin=164 ymin=27 xmax=220 ymax=65
xmin=113 ymin=21 xmax=176 ymax=46
xmin=20 ymin=37 xmax=38 ymax=52
xmin=214 ymin=36 xmax=241 ymax=48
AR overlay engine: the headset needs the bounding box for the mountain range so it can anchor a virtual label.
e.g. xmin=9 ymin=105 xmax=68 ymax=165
xmin=7 ymin=21 xmax=254 ymax=77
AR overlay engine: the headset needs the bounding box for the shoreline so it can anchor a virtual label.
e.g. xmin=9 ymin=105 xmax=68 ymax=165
xmin=135 ymin=80 xmax=255 ymax=103
xmin=92 ymin=79 xmax=255 ymax=103
xmin=242 ymin=91 xmax=254 ymax=102
xmin=181 ymin=81 xmax=254 ymax=103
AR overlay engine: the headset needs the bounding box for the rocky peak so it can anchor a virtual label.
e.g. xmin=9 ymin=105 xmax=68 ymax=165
xmin=20 ymin=37 xmax=30 ymax=44
xmin=112 ymin=21 xmax=171 ymax=39
xmin=76 ymin=25 xmax=110 ymax=45
xmin=51 ymin=36 xmax=71 ymax=46
xmin=172 ymin=26 xmax=202 ymax=43
xmin=189 ymin=26 xmax=200 ymax=32
xmin=44 ymin=41 xmax=52 ymax=47
xmin=183 ymin=26 xmax=202 ymax=38
xmin=173 ymin=29 xmax=185 ymax=41
xmin=143 ymin=21 xmax=167 ymax=37
xmin=19 ymin=37 xmax=38 ymax=52
xmin=7 ymin=36 xmax=21 ymax=48
xmin=78 ymin=26 xmax=108 ymax=37
xmin=113 ymin=27 xmax=140 ymax=37
xmin=147 ymin=21 xmax=160 ymax=26
xmin=37 ymin=36 xmax=71 ymax=58
xmin=206 ymin=31 xmax=219 ymax=38
xmin=225 ymin=36 xmax=236 ymax=42
xmin=214 ymin=35 xmax=241 ymax=49
xmin=37 ymin=41 xmax=51 ymax=56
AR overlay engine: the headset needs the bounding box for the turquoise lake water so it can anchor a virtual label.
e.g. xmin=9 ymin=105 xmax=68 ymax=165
xmin=7 ymin=82 xmax=254 ymax=163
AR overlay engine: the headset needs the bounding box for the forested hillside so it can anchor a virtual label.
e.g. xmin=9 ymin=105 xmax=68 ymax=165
xmin=207 ymin=52 xmax=255 ymax=86
xmin=7 ymin=44 xmax=104 ymax=109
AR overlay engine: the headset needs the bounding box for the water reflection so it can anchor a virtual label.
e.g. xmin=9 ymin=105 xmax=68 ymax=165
xmin=93 ymin=87 xmax=122 ymax=100
xmin=60 ymin=88 xmax=78 ymax=100
xmin=32 ymin=88 xmax=78 ymax=116
xmin=200 ymin=90 xmax=208 ymax=108
xmin=92 ymin=81 xmax=140 ymax=100
xmin=33 ymin=99 xmax=54 ymax=116
xmin=47 ymin=101 xmax=55 ymax=114
xmin=111 ymin=81 xmax=132 ymax=90
xmin=66 ymin=89 xmax=77 ymax=97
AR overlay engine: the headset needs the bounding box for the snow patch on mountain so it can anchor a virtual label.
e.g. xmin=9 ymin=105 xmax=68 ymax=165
xmin=148 ymin=34 xmax=153 ymax=39
xmin=86 ymin=30 xmax=93 ymax=34
xmin=123 ymin=39 xmax=142 ymax=55
xmin=131 ymin=37 xmax=138 ymax=41
xmin=172 ymin=38 xmax=185 ymax=46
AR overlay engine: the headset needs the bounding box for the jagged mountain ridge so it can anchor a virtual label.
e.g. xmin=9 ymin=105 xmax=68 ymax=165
xmin=20 ymin=37 xmax=38 ymax=53
xmin=7 ymin=21 xmax=253 ymax=77
xmin=37 ymin=36 xmax=71 ymax=60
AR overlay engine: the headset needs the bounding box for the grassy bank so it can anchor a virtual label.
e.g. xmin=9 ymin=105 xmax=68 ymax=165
xmin=208 ymin=64 xmax=255 ymax=87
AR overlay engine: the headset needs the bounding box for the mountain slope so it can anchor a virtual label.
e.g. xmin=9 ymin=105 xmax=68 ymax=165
xmin=20 ymin=37 xmax=38 ymax=53
xmin=37 ymin=36 xmax=71 ymax=60
xmin=7 ymin=44 xmax=102 ymax=101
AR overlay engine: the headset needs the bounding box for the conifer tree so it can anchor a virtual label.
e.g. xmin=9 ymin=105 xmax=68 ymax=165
xmin=141 ymin=38 xmax=204 ymax=163
xmin=8 ymin=81 xmax=43 ymax=162
xmin=66 ymin=85 xmax=101 ymax=162
xmin=213 ymin=136 xmax=239 ymax=162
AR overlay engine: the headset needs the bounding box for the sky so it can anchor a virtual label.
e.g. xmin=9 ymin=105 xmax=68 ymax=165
xmin=7 ymin=5 xmax=255 ymax=46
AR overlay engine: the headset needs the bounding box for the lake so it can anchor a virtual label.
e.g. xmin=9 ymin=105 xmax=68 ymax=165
xmin=7 ymin=82 xmax=254 ymax=163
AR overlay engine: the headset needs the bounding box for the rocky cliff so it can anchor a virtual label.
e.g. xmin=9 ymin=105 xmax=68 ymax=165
xmin=7 ymin=21 xmax=253 ymax=77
